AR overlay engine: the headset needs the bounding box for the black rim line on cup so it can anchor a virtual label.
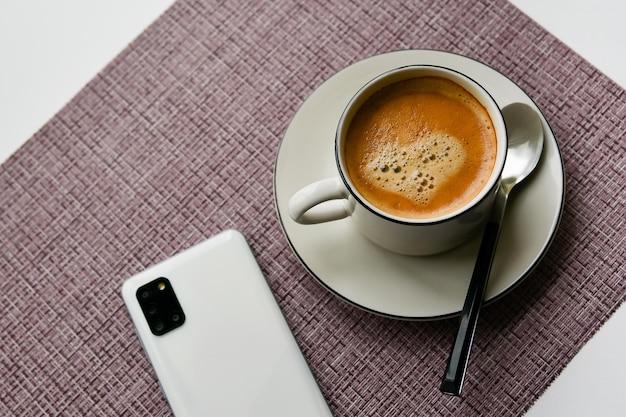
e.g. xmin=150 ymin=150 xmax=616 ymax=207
xmin=334 ymin=64 xmax=508 ymax=227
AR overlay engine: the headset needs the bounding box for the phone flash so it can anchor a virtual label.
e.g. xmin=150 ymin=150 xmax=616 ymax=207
xmin=158 ymin=281 xmax=166 ymax=291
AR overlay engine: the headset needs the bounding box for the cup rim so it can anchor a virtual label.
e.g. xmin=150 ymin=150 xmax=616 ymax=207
xmin=335 ymin=64 xmax=507 ymax=225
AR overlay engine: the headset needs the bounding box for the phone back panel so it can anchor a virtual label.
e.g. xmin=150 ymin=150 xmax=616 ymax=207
xmin=122 ymin=230 xmax=333 ymax=417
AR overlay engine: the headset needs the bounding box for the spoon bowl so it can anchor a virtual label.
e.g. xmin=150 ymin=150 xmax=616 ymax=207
xmin=501 ymin=102 xmax=545 ymax=191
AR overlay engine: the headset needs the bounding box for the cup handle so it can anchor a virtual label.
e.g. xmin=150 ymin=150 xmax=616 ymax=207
xmin=288 ymin=177 xmax=351 ymax=224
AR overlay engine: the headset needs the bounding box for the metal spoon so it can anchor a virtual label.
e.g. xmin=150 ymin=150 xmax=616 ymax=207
xmin=440 ymin=102 xmax=544 ymax=396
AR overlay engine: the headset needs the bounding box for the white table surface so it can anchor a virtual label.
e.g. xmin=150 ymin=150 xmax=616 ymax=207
xmin=1 ymin=1 xmax=625 ymax=415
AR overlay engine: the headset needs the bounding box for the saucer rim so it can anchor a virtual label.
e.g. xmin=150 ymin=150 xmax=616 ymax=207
xmin=273 ymin=49 xmax=565 ymax=320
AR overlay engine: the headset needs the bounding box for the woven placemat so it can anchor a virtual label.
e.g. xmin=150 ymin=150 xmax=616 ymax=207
xmin=1 ymin=0 xmax=625 ymax=415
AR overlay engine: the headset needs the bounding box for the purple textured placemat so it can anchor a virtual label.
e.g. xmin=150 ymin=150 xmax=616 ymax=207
xmin=1 ymin=0 xmax=625 ymax=415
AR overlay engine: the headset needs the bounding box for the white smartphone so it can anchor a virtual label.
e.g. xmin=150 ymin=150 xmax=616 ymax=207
xmin=122 ymin=229 xmax=334 ymax=417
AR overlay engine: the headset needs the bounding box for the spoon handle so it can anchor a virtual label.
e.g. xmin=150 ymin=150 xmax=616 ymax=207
xmin=440 ymin=189 xmax=508 ymax=396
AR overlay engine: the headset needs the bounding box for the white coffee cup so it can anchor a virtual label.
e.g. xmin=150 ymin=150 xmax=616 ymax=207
xmin=288 ymin=65 xmax=507 ymax=255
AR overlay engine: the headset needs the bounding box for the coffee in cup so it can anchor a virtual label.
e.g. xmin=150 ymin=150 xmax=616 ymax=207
xmin=343 ymin=76 xmax=497 ymax=219
xmin=289 ymin=65 xmax=507 ymax=255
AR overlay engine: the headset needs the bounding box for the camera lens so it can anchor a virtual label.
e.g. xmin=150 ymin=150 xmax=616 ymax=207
xmin=153 ymin=320 xmax=165 ymax=333
xmin=139 ymin=288 xmax=151 ymax=300
xmin=146 ymin=303 xmax=158 ymax=316
xmin=171 ymin=312 xmax=181 ymax=323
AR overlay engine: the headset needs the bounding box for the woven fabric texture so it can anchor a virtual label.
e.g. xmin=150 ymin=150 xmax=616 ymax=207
xmin=1 ymin=0 xmax=625 ymax=415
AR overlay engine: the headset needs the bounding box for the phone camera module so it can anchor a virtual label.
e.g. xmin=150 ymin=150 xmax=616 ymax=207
xmin=136 ymin=278 xmax=186 ymax=336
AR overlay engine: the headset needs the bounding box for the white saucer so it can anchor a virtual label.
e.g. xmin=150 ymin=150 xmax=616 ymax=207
xmin=274 ymin=50 xmax=565 ymax=320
